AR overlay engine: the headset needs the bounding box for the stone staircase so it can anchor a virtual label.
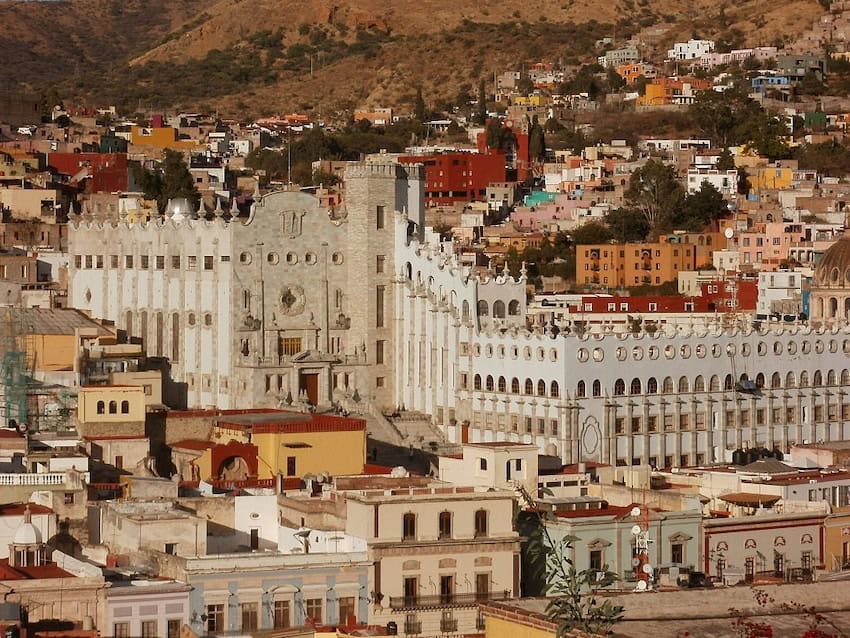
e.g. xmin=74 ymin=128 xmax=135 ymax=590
xmin=361 ymin=410 xmax=461 ymax=475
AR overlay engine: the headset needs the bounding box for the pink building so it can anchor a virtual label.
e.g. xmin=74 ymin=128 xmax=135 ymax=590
xmin=735 ymin=222 xmax=807 ymax=269
xmin=511 ymin=195 xmax=582 ymax=230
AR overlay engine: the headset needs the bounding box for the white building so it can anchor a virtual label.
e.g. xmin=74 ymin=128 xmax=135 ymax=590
xmin=686 ymin=168 xmax=738 ymax=195
xmin=757 ymin=270 xmax=804 ymax=319
xmin=667 ymin=39 xmax=716 ymax=61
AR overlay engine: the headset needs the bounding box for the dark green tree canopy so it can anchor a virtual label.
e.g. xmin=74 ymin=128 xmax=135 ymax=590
xmin=623 ymin=159 xmax=685 ymax=231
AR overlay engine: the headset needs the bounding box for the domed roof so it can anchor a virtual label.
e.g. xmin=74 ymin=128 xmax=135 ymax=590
xmin=13 ymin=521 xmax=42 ymax=546
xmin=816 ymin=237 xmax=850 ymax=287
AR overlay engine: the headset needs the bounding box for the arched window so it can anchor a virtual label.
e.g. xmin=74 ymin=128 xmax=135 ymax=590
xmin=755 ymin=373 xmax=765 ymax=389
xmin=120 ymin=400 xmax=130 ymax=414
xmin=577 ymin=380 xmax=586 ymax=398
xmin=493 ymin=300 xmax=506 ymax=318
xmin=171 ymin=313 xmax=180 ymax=362
xmin=537 ymin=380 xmax=546 ymax=396
xmin=694 ymin=375 xmax=705 ymax=392
xmin=125 ymin=310 xmax=133 ymax=335
xmin=614 ymin=379 xmax=625 ymax=396
xmin=843 ymin=369 xmax=850 ymax=385
xmin=511 ymin=378 xmax=520 ymax=393
xmin=474 ymin=509 xmax=488 ymax=537
xmin=498 ymin=376 xmax=507 ymax=393
xmin=402 ymin=512 xmax=416 ymax=540
xmin=592 ymin=380 xmax=602 ymax=397
xmin=800 ymin=371 xmax=809 ymax=387
xmin=473 ymin=374 xmax=482 ymax=390
xmin=508 ymin=300 xmax=520 ymax=316
xmin=108 ymin=401 xmax=117 ymax=414
xmin=525 ymin=379 xmax=534 ymax=395
xmin=462 ymin=301 xmax=470 ymax=322
xmin=678 ymin=376 xmax=689 ymax=393
xmin=663 ymin=377 xmax=674 ymax=393
xmin=710 ymin=375 xmax=721 ymax=391
xmin=438 ymin=511 xmax=453 ymax=539
xmin=485 ymin=375 xmax=494 ymax=391
xmin=96 ymin=400 xmax=105 ymax=415
xmin=786 ymin=371 xmax=796 ymax=388
xmin=477 ymin=300 xmax=489 ymax=316
xmin=724 ymin=374 xmax=734 ymax=390
xmin=155 ymin=312 xmax=163 ymax=356
xmin=550 ymin=381 xmax=559 ymax=398
xmin=630 ymin=378 xmax=642 ymax=395
xmin=647 ymin=377 xmax=658 ymax=394
xmin=771 ymin=372 xmax=782 ymax=389
xmin=813 ymin=371 xmax=822 ymax=387
xmin=828 ymin=370 xmax=837 ymax=385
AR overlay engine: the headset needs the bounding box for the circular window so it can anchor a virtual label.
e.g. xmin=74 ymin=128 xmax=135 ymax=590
xmin=844 ymin=340 xmax=850 ymax=354
xmin=829 ymin=339 xmax=838 ymax=353
xmin=485 ymin=345 xmax=493 ymax=358
xmin=473 ymin=344 xmax=481 ymax=356
xmin=497 ymin=345 xmax=505 ymax=358
xmin=648 ymin=346 xmax=659 ymax=360
xmin=664 ymin=345 xmax=675 ymax=360
xmin=188 ymin=313 xmax=196 ymax=326
xmin=267 ymin=252 xmax=279 ymax=265
xmin=285 ymin=252 xmax=298 ymax=265
xmin=680 ymin=344 xmax=691 ymax=358
xmin=305 ymin=252 xmax=317 ymax=265
xmin=696 ymin=344 xmax=706 ymax=358
xmin=711 ymin=344 xmax=722 ymax=358
xmin=815 ymin=340 xmax=824 ymax=354
xmin=788 ymin=341 xmax=798 ymax=354
xmin=616 ymin=347 xmax=627 ymax=362
xmin=85 ymin=289 xmax=92 ymax=303
xmin=773 ymin=342 xmax=783 ymax=355
xmin=523 ymin=346 xmax=532 ymax=360
xmin=239 ymin=252 xmax=252 ymax=264
xmin=204 ymin=313 xmax=212 ymax=327
xmin=577 ymin=348 xmax=589 ymax=362
xmin=741 ymin=343 xmax=751 ymax=356
xmin=511 ymin=346 xmax=519 ymax=359
xmin=592 ymin=348 xmax=604 ymax=362
xmin=550 ymin=349 xmax=558 ymax=362
xmin=537 ymin=347 xmax=545 ymax=361
xmin=332 ymin=252 xmax=344 ymax=265
xmin=802 ymin=341 xmax=811 ymax=354
xmin=632 ymin=346 xmax=644 ymax=361
xmin=726 ymin=344 xmax=736 ymax=356
xmin=757 ymin=342 xmax=767 ymax=355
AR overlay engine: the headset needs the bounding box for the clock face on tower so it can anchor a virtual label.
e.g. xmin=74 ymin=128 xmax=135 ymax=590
xmin=581 ymin=416 xmax=601 ymax=459
xmin=279 ymin=285 xmax=306 ymax=316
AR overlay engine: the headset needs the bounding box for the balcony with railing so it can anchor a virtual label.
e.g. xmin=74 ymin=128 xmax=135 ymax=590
xmin=388 ymin=590 xmax=511 ymax=610
xmin=440 ymin=617 xmax=458 ymax=633
xmin=404 ymin=619 xmax=422 ymax=634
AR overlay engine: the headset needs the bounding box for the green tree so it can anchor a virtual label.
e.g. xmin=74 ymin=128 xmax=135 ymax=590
xmin=623 ymin=159 xmax=685 ymax=230
xmin=604 ymin=207 xmax=650 ymax=242
xmin=796 ymin=140 xmax=850 ymax=176
xmin=675 ymin=182 xmax=726 ymax=231
xmin=571 ymin=221 xmax=613 ymax=244
xmin=475 ymin=79 xmax=488 ymax=125
xmin=517 ymin=71 xmax=534 ymax=95
xmin=414 ymin=86 xmax=426 ymax=122
xmin=160 ymin=149 xmax=200 ymax=211
xmin=716 ymin=147 xmax=735 ymax=171
xmin=528 ymin=115 xmax=546 ymax=161
xmin=737 ymin=167 xmax=751 ymax=196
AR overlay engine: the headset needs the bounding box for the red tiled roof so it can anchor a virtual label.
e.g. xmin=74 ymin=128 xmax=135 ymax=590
xmin=362 ymin=463 xmax=396 ymax=475
xmin=0 ymin=502 xmax=53 ymax=516
xmin=0 ymin=429 xmax=23 ymax=439
xmin=0 ymin=559 xmax=73 ymax=580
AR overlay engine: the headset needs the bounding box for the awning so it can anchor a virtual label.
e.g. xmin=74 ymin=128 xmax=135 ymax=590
xmin=719 ymin=492 xmax=781 ymax=507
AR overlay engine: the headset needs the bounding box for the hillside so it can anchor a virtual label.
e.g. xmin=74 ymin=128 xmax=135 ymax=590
xmin=0 ymin=0 xmax=825 ymax=117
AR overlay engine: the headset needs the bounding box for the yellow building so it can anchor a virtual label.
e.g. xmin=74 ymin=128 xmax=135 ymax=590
xmin=169 ymin=409 xmax=367 ymax=482
xmin=77 ymin=385 xmax=146 ymax=439
xmin=481 ymin=601 xmax=557 ymax=638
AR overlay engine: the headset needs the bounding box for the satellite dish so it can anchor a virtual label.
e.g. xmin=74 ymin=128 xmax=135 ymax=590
xmin=635 ymin=580 xmax=648 ymax=591
xmin=630 ymin=507 xmax=641 ymax=517
xmin=724 ymin=227 xmax=735 ymax=239
xmin=642 ymin=564 xmax=654 ymax=575
xmin=631 ymin=525 xmax=642 ymax=536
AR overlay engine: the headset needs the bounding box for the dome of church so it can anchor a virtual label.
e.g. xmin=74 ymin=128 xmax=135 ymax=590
xmin=815 ymin=237 xmax=850 ymax=287
xmin=164 ymin=197 xmax=193 ymax=222
xmin=13 ymin=520 xmax=42 ymax=546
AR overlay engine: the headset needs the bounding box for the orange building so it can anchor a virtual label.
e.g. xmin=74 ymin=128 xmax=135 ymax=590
xmin=577 ymin=231 xmax=725 ymax=288
xmin=615 ymin=62 xmax=657 ymax=84
xmin=637 ymin=76 xmax=711 ymax=107
xmin=129 ymin=126 xmax=202 ymax=151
